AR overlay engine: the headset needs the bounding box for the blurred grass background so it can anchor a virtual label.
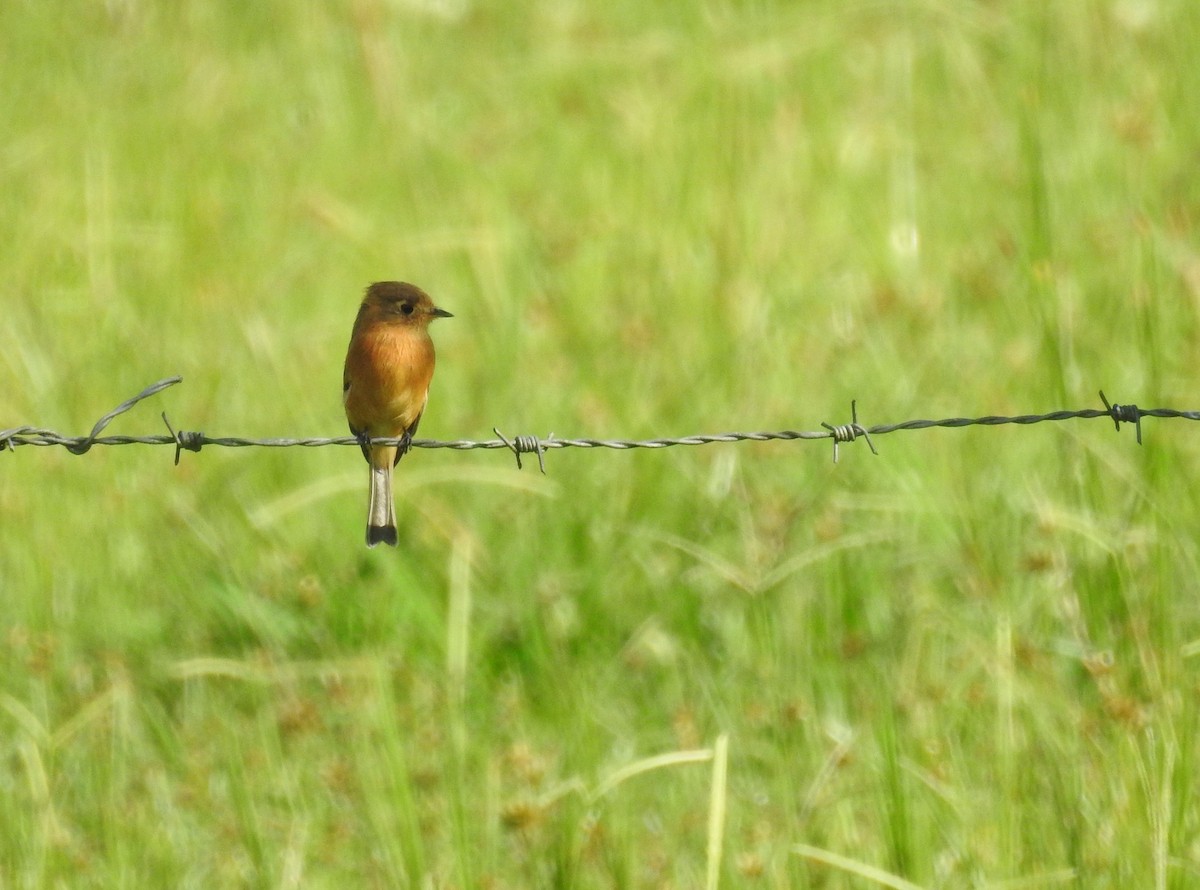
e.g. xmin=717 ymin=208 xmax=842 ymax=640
xmin=2 ymin=0 xmax=1200 ymax=886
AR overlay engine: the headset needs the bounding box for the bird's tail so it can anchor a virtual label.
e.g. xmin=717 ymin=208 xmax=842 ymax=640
xmin=365 ymin=463 xmax=398 ymax=547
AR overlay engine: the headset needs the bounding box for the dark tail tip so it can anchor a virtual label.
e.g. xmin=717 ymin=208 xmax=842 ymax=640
xmin=366 ymin=525 xmax=398 ymax=548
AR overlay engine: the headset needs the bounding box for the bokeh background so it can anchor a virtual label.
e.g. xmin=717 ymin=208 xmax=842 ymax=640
xmin=3 ymin=1 xmax=1199 ymax=886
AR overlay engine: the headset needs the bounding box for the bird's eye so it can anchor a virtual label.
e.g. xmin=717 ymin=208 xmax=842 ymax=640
xmin=400 ymin=302 xmax=415 ymax=315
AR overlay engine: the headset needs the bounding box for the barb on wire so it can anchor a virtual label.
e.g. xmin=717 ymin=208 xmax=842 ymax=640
xmin=4 ymin=378 xmax=1200 ymax=472
xmin=161 ymin=412 xmax=205 ymax=465
xmin=821 ymin=400 xmax=877 ymax=464
xmin=1098 ymin=390 xmax=1143 ymax=445
xmin=494 ymin=428 xmax=553 ymax=474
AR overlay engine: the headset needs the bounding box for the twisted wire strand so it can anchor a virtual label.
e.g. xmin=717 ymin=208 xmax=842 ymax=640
xmin=3 ymin=377 xmax=1198 ymax=473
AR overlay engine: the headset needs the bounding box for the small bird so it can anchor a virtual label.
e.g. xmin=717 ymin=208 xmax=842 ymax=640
xmin=343 ymin=281 xmax=452 ymax=547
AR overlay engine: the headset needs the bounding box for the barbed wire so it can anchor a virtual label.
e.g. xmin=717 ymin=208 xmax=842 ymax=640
xmin=2 ymin=376 xmax=1197 ymax=474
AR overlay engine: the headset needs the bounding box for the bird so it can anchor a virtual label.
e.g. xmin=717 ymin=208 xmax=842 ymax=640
xmin=343 ymin=281 xmax=452 ymax=547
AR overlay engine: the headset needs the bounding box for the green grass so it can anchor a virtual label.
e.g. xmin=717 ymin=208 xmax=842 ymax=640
xmin=3 ymin=1 xmax=1200 ymax=886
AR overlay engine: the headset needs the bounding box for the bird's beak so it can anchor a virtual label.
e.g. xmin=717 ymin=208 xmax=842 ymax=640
xmin=430 ymin=307 xmax=453 ymax=319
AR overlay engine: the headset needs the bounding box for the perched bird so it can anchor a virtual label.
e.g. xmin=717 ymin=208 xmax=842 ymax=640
xmin=343 ymin=281 xmax=452 ymax=547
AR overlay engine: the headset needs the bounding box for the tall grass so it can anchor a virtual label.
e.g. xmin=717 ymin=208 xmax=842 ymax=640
xmin=3 ymin=1 xmax=1199 ymax=886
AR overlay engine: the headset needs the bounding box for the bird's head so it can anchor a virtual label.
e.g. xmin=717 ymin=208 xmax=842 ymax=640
xmin=364 ymin=281 xmax=453 ymax=325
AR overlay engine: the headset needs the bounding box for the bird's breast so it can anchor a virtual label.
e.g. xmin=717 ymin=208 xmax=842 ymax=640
xmin=344 ymin=325 xmax=436 ymax=435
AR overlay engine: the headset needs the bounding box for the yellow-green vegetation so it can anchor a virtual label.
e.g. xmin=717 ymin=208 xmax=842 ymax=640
xmin=3 ymin=2 xmax=1199 ymax=886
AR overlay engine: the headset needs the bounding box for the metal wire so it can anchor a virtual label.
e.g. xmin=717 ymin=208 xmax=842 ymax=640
xmin=2 ymin=376 xmax=1198 ymax=473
